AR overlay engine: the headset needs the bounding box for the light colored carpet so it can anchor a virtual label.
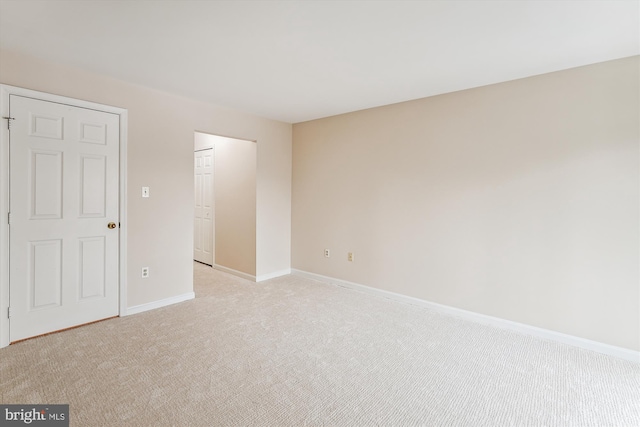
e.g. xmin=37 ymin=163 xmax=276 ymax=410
xmin=1 ymin=261 xmax=639 ymax=426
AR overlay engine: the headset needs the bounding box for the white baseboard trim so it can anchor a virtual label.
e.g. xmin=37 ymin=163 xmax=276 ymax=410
xmin=213 ymin=264 xmax=290 ymax=282
xmin=257 ymin=268 xmax=292 ymax=282
xmin=124 ymin=292 xmax=195 ymax=316
xmin=214 ymin=264 xmax=256 ymax=282
xmin=292 ymin=269 xmax=639 ymax=363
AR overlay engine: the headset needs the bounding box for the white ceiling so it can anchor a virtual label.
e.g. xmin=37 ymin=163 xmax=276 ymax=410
xmin=0 ymin=1 xmax=638 ymax=123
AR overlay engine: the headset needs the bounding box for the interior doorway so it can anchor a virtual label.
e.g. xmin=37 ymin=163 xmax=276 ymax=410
xmin=193 ymin=131 xmax=257 ymax=279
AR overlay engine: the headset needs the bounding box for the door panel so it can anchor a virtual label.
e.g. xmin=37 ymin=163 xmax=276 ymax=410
xmin=9 ymin=95 xmax=119 ymax=342
xmin=194 ymin=172 xmax=203 ymax=254
xmin=78 ymin=236 xmax=106 ymax=300
xmin=29 ymin=239 xmax=62 ymax=309
xmin=30 ymin=150 xmax=63 ymax=219
xmin=79 ymin=155 xmax=107 ymax=217
xmin=29 ymin=113 xmax=63 ymax=139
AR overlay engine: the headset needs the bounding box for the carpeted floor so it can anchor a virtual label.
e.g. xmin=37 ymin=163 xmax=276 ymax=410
xmin=1 ymin=261 xmax=639 ymax=426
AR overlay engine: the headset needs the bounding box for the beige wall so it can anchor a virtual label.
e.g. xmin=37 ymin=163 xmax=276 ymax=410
xmin=215 ymin=136 xmax=257 ymax=275
xmin=292 ymin=56 xmax=639 ymax=351
xmin=256 ymin=123 xmax=294 ymax=278
xmin=194 ymin=132 xmax=215 ymax=151
xmin=214 ymin=138 xmax=257 ymax=275
xmin=0 ymin=49 xmax=291 ymax=306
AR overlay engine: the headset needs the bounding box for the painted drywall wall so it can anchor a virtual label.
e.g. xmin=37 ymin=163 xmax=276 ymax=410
xmin=292 ymin=56 xmax=639 ymax=351
xmin=214 ymin=136 xmax=257 ymax=275
xmin=0 ymin=49 xmax=291 ymax=306
xmin=194 ymin=132 xmax=215 ymax=151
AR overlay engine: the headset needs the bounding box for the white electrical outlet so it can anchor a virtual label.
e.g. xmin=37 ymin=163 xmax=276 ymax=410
xmin=324 ymin=249 xmax=330 ymax=258
xmin=348 ymin=252 xmax=354 ymax=262
xmin=142 ymin=186 xmax=150 ymax=198
xmin=141 ymin=267 xmax=149 ymax=278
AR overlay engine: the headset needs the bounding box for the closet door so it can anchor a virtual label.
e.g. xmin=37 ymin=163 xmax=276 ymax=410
xmin=9 ymin=94 xmax=120 ymax=341
xmin=194 ymin=149 xmax=214 ymax=265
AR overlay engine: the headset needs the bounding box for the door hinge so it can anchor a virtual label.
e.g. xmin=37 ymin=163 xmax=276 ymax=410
xmin=2 ymin=116 xmax=15 ymax=130
xmin=7 ymin=212 xmax=10 ymax=225
xmin=7 ymin=307 xmax=10 ymax=319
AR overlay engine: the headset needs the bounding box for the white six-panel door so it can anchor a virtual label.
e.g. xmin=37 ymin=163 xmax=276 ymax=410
xmin=9 ymin=95 xmax=120 ymax=342
xmin=194 ymin=149 xmax=214 ymax=265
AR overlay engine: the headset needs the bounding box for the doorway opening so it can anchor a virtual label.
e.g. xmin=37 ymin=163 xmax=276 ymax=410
xmin=193 ymin=132 xmax=257 ymax=280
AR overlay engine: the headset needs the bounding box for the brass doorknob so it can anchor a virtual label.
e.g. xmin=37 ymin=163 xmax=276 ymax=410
xmin=107 ymin=222 xmax=117 ymax=229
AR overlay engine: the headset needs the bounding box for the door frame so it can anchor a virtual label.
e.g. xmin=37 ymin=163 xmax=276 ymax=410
xmin=0 ymin=84 xmax=128 ymax=348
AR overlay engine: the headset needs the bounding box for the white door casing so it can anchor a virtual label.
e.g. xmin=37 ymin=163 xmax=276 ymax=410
xmin=0 ymin=85 xmax=128 ymax=348
xmin=194 ymin=149 xmax=214 ymax=265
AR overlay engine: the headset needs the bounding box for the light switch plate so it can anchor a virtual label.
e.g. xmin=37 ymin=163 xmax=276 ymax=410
xmin=142 ymin=186 xmax=150 ymax=198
